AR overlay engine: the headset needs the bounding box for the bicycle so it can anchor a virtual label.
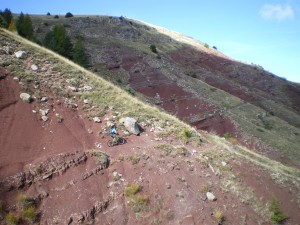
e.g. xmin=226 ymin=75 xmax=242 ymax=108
xmin=107 ymin=135 xmax=126 ymax=147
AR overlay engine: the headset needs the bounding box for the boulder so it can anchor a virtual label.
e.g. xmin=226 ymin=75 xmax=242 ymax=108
xmin=20 ymin=93 xmax=32 ymax=103
xmin=15 ymin=51 xmax=27 ymax=59
xmin=123 ymin=117 xmax=140 ymax=135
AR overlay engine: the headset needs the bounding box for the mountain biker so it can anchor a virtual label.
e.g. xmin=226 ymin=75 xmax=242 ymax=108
xmin=109 ymin=125 xmax=118 ymax=143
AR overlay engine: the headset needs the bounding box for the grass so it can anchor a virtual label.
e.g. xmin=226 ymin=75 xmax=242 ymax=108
xmin=124 ymin=183 xmax=149 ymax=213
xmin=22 ymin=206 xmax=38 ymax=223
xmin=214 ymin=209 xmax=224 ymax=224
xmin=124 ymin=183 xmax=141 ymax=197
xmin=16 ymin=194 xmax=35 ymax=211
xmin=5 ymin=212 xmax=20 ymax=225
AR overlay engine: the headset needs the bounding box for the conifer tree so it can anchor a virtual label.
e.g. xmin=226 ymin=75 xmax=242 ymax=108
xmin=73 ymin=37 xmax=88 ymax=67
xmin=0 ymin=8 xmax=12 ymax=28
xmin=16 ymin=12 xmax=34 ymax=39
xmin=43 ymin=25 xmax=73 ymax=59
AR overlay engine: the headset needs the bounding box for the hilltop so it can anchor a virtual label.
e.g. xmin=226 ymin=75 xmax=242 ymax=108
xmin=0 ymin=15 xmax=300 ymax=225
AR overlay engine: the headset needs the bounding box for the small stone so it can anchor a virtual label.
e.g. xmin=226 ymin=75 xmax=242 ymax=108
xmin=206 ymin=192 xmax=217 ymax=201
xmin=83 ymin=85 xmax=92 ymax=91
xmin=20 ymin=93 xmax=32 ymax=103
xmin=83 ymin=99 xmax=89 ymax=104
xmin=31 ymin=64 xmax=38 ymax=71
xmin=166 ymin=183 xmax=171 ymax=189
xmin=41 ymin=97 xmax=48 ymax=102
xmin=68 ymin=86 xmax=77 ymax=92
xmin=15 ymin=51 xmax=27 ymax=59
xmin=93 ymin=117 xmax=101 ymax=123
xmin=13 ymin=77 xmax=19 ymax=82
xmin=42 ymin=116 xmax=48 ymax=122
xmin=221 ymin=161 xmax=227 ymax=166
xmin=39 ymin=109 xmax=50 ymax=116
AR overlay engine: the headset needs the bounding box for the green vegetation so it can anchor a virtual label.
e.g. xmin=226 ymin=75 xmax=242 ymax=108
xmin=5 ymin=212 xmax=20 ymax=225
xmin=65 ymin=12 xmax=73 ymax=18
xmin=43 ymin=25 xmax=73 ymax=59
xmin=22 ymin=206 xmax=38 ymax=223
xmin=150 ymin=44 xmax=157 ymax=53
xmin=214 ymin=209 xmax=224 ymax=224
xmin=16 ymin=194 xmax=35 ymax=210
xmin=0 ymin=8 xmax=12 ymax=28
xmin=270 ymin=197 xmax=287 ymax=224
xmin=16 ymin=12 xmax=34 ymax=40
xmin=124 ymin=183 xmax=149 ymax=213
xmin=124 ymin=183 xmax=140 ymax=197
xmin=73 ymin=37 xmax=88 ymax=67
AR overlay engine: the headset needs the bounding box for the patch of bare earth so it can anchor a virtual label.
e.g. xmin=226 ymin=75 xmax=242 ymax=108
xmin=1 ymin=67 xmax=269 ymax=225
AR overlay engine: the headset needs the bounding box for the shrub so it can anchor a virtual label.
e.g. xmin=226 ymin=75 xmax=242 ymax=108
xmin=16 ymin=194 xmax=35 ymax=210
xmin=223 ymin=133 xmax=232 ymax=139
xmin=214 ymin=209 xmax=224 ymax=224
xmin=180 ymin=128 xmax=192 ymax=141
xmin=130 ymin=194 xmax=149 ymax=213
xmin=5 ymin=212 xmax=20 ymax=225
xmin=22 ymin=206 xmax=38 ymax=223
xmin=46 ymin=12 xmax=51 ymax=16
xmin=124 ymin=183 xmax=140 ymax=197
xmin=270 ymin=197 xmax=287 ymax=224
xmin=200 ymin=184 xmax=210 ymax=192
xmin=54 ymin=15 xmax=59 ymax=19
xmin=150 ymin=44 xmax=157 ymax=53
xmin=204 ymin=43 xmax=209 ymax=48
xmin=65 ymin=12 xmax=73 ymax=18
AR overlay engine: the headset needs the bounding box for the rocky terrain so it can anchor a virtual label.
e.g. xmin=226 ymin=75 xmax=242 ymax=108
xmin=0 ymin=16 xmax=300 ymax=225
xmin=30 ymin=15 xmax=300 ymax=168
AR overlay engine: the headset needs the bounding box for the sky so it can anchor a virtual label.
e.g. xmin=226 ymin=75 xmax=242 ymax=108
xmin=1 ymin=0 xmax=300 ymax=83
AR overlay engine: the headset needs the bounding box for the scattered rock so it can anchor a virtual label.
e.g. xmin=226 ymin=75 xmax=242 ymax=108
xmin=221 ymin=161 xmax=227 ymax=166
xmin=83 ymin=85 xmax=92 ymax=91
xmin=206 ymin=192 xmax=217 ymax=201
xmin=20 ymin=93 xmax=32 ymax=103
xmin=93 ymin=117 xmax=101 ymax=123
xmin=39 ymin=109 xmax=50 ymax=116
xmin=31 ymin=64 xmax=38 ymax=71
xmin=15 ymin=50 xmax=27 ymax=59
xmin=41 ymin=97 xmax=48 ymax=102
xmin=68 ymin=86 xmax=77 ymax=92
xmin=13 ymin=77 xmax=19 ymax=82
xmin=166 ymin=183 xmax=171 ymax=189
xmin=122 ymin=117 xmax=140 ymax=135
xmin=83 ymin=99 xmax=89 ymax=104
xmin=42 ymin=116 xmax=48 ymax=122
xmin=0 ymin=46 xmax=12 ymax=54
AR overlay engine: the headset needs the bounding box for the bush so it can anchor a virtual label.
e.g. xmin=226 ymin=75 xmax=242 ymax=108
xmin=124 ymin=183 xmax=140 ymax=197
xmin=22 ymin=206 xmax=38 ymax=223
xmin=5 ymin=212 xmax=20 ymax=225
xmin=150 ymin=44 xmax=157 ymax=53
xmin=46 ymin=12 xmax=51 ymax=16
xmin=180 ymin=128 xmax=192 ymax=141
xmin=214 ymin=209 xmax=224 ymax=224
xmin=270 ymin=197 xmax=287 ymax=224
xmin=16 ymin=194 xmax=35 ymax=210
xmin=65 ymin=12 xmax=73 ymax=18
xmin=54 ymin=15 xmax=59 ymax=19
xmin=223 ymin=133 xmax=232 ymax=139
xmin=130 ymin=194 xmax=149 ymax=213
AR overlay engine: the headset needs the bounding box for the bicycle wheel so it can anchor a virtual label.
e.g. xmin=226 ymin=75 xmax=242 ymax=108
xmin=107 ymin=140 xmax=114 ymax=147
xmin=118 ymin=137 xmax=126 ymax=145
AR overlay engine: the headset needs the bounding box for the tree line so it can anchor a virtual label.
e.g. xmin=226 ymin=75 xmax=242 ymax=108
xmin=0 ymin=8 xmax=88 ymax=68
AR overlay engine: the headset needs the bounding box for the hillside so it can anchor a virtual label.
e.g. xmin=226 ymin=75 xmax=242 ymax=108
xmin=1 ymin=27 xmax=300 ymax=225
xmin=29 ymin=15 xmax=300 ymax=169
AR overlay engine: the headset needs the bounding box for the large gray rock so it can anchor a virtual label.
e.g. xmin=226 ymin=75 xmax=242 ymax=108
xmin=15 ymin=51 xmax=27 ymax=59
xmin=123 ymin=117 xmax=140 ymax=135
xmin=20 ymin=93 xmax=32 ymax=103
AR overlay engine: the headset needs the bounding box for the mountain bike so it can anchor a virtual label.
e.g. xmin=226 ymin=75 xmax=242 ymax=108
xmin=107 ymin=135 xmax=126 ymax=147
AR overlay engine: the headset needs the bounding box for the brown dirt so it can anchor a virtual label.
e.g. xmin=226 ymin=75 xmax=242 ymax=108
xmin=0 ymin=68 xmax=278 ymax=225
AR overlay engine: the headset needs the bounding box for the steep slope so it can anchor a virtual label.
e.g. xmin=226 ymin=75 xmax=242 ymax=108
xmin=29 ymin=15 xmax=300 ymax=168
xmin=1 ymin=29 xmax=300 ymax=225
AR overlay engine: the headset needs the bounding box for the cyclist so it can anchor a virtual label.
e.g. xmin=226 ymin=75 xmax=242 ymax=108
xmin=109 ymin=125 xmax=118 ymax=143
